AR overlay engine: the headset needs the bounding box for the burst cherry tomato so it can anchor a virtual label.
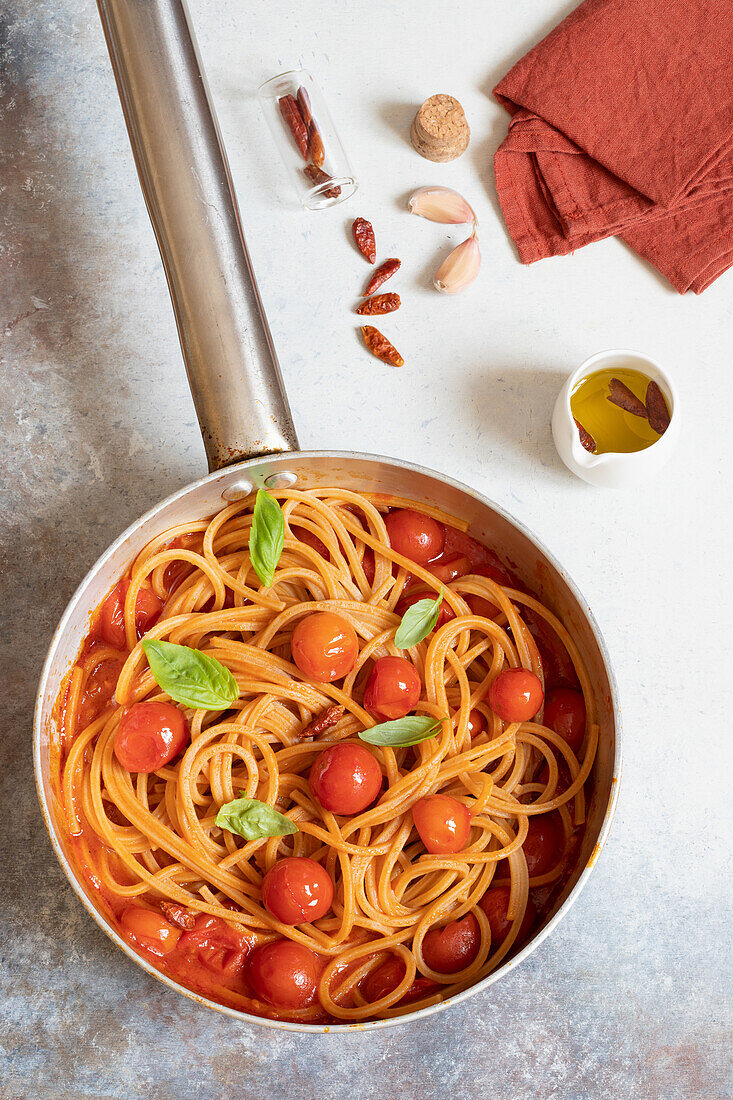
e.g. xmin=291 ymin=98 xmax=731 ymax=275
xmin=385 ymin=509 xmax=445 ymax=565
xmin=395 ymin=588 xmax=455 ymax=629
xmin=77 ymin=656 xmax=124 ymax=728
xmin=422 ymin=913 xmax=480 ymax=973
xmin=120 ymin=907 xmax=181 ymax=956
xmin=412 ymin=793 xmax=471 ymax=854
xmin=114 ymin=701 xmax=189 ymax=773
xmin=543 ymin=689 xmax=586 ymax=752
xmin=363 ymin=656 xmax=421 ymax=721
xmin=427 ymin=555 xmax=471 ymax=584
xmin=363 ymin=957 xmax=436 ymax=1005
xmin=177 ymin=914 xmax=251 ymax=979
xmin=441 ymin=529 xmax=513 ymax=576
xmin=247 ymin=940 xmax=319 ymax=1008
xmin=467 ymin=709 xmax=487 ymax=738
xmin=291 ymin=611 xmax=359 ymax=682
xmin=309 ymin=743 xmax=382 ymax=815
xmin=261 ymin=857 xmax=334 ymax=925
xmin=100 ymin=578 xmax=163 ymax=649
xmin=523 ymin=813 xmax=564 ymax=876
xmin=479 ymin=885 xmax=536 ymax=944
xmin=489 ymin=668 xmax=544 ymax=723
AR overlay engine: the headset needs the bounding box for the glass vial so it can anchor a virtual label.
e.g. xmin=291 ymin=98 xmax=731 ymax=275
xmin=258 ymin=69 xmax=358 ymax=210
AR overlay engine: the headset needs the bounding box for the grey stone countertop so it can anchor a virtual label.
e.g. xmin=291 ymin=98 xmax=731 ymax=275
xmin=1 ymin=1 xmax=731 ymax=1097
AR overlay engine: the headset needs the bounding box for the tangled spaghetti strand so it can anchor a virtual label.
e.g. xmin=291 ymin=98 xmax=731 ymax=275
xmin=56 ymin=487 xmax=598 ymax=1023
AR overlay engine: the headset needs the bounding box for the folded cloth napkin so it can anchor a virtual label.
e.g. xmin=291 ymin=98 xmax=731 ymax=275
xmin=493 ymin=0 xmax=733 ymax=293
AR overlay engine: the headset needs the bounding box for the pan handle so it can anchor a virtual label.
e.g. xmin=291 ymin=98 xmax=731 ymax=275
xmin=97 ymin=0 xmax=299 ymax=471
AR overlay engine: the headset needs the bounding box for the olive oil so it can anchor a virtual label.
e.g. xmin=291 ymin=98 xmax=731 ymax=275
xmin=570 ymin=367 xmax=661 ymax=454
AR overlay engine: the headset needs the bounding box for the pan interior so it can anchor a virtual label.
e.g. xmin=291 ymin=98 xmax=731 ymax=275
xmin=34 ymin=450 xmax=619 ymax=1031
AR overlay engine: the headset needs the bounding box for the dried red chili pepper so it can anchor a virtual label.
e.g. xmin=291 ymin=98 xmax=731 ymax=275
xmin=363 ymin=258 xmax=401 ymax=297
xmin=573 ymin=418 xmax=597 ymax=453
xmin=607 ymin=378 xmax=648 ymax=418
xmin=645 ymin=380 xmax=671 ymax=435
xmin=160 ymin=902 xmax=196 ymax=930
xmin=299 ymin=704 xmax=345 ymax=740
xmin=356 ymin=292 xmax=401 ymax=316
xmin=352 ymin=218 xmax=376 ymax=264
xmin=278 ymin=94 xmax=309 ymax=159
xmin=361 ymin=325 xmax=404 ymax=368
xmin=296 ymin=86 xmax=325 ymax=168
xmin=303 ymin=164 xmax=341 ymax=199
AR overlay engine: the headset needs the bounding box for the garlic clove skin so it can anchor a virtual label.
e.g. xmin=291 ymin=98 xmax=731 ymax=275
xmin=433 ymin=233 xmax=481 ymax=294
xmin=408 ymin=186 xmax=476 ymax=225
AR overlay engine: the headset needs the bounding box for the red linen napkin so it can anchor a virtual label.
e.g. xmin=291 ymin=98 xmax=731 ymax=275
xmin=493 ymin=0 xmax=733 ymax=293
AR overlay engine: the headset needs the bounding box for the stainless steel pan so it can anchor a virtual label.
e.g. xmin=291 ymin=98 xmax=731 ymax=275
xmin=33 ymin=0 xmax=621 ymax=1032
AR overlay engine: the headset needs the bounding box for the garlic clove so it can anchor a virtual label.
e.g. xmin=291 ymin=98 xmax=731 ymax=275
xmin=408 ymin=186 xmax=476 ymax=225
xmin=433 ymin=232 xmax=481 ymax=294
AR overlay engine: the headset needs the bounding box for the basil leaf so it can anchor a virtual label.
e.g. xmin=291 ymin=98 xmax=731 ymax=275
xmin=142 ymin=639 xmax=238 ymax=709
xmin=394 ymin=588 xmax=444 ymax=648
xmin=215 ymin=797 xmax=298 ymax=841
xmin=359 ymin=715 xmax=444 ymax=747
xmin=248 ymin=489 xmax=285 ymax=588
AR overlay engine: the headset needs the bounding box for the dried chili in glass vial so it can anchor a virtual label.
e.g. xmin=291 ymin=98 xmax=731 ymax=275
xmin=258 ymin=70 xmax=358 ymax=210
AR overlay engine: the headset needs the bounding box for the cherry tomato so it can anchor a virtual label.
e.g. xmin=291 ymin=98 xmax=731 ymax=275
xmin=162 ymin=535 xmax=202 ymax=595
xmin=363 ymin=956 xmax=436 ymax=1005
xmin=467 ymin=594 xmax=501 ymax=620
xmin=543 ymin=689 xmax=586 ymax=753
xmin=479 ymin=885 xmax=536 ymax=944
xmin=177 ymin=914 xmax=251 ymax=979
xmin=467 ymin=709 xmax=487 ymax=738
xmin=538 ymin=758 xmax=573 ymax=792
xmin=427 ymin=555 xmax=471 ymax=584
xmin=363 ymin=656 xmax=421 ymax=721
xmin=261 ymin=857 xmax=334 ymax=925
xmin=120 ymin=906 xmax=181 ymax=956
xmin=412 ymin=793 xmax=471 ymax=854
xmin=422 ymin=912 xmax=480 ymax=973
xmin=384 ymin=509 xmax=445 ymax=565
xmin=114 ymin=701 xmax=189 ymax=773
xmin=309 ymin=743 xmax=382 ymax=815
xmin=523 ymin=813 xmax=564 ymax=876
xmin=100 ymin=578 xmax=163 ymax=649
xmin=362 ymin=548 xmax=375 ymax=587
xmin=522 ymin=607 xmax=580 ymax=690
xmin=292 ymin=525 xmax=330 ymax=559
xmin=395 ymin=588 xmax=455 ymax=629
xmin=247 ymin=940 xmax=319 ymax=1008
xmin=77 ymin=656 xmax=124 ymax=728
xmin=291 ymin=611 xmax=359 ymax=682
xmin=489 ymin=668 xmax=544 ymax=723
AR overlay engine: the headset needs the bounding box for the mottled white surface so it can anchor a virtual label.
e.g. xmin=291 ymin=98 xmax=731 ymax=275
xmin=1 ymin=1 xmax=732 ymax=1097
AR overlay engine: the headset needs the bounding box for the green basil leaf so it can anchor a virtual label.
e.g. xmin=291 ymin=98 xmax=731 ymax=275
xmin=358 ymin=715 xmax=445 ymax=747
xmin=142 ymin=639 xmax=239 ymax=709
xmin=248 ymin=489 xmax=285 ymax=588
xmin=215 ymin=797 xmax=298 ymax=841
xmin=394 ymin=588 xmax=444 ymax=648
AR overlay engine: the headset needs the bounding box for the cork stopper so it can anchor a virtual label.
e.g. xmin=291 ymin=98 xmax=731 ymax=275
xmin=410 ymin=94 xmax=470 ymax=163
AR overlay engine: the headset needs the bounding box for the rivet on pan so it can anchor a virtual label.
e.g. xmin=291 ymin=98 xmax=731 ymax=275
xmin=264 ymin=471 xmax=298 ymax=490
xmin=221 ymin=479 xmax=254 ymax=501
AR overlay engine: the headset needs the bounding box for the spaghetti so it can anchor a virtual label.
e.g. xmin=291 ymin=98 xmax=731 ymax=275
xmin=55 ymin=487 xmax=598 ymax=1023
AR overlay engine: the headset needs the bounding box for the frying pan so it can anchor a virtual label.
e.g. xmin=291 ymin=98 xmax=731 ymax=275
xmin=33 ymin=0 xmax=621 ymax=1032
